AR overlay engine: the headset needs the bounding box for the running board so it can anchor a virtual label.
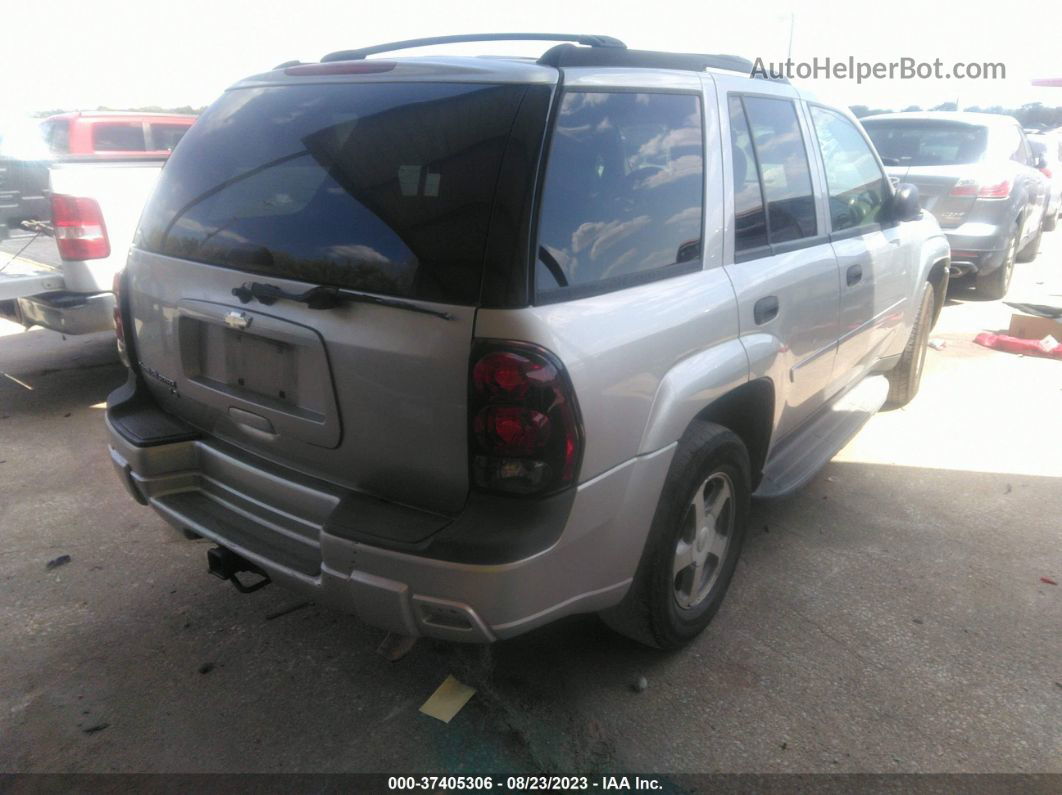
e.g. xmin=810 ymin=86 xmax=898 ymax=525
xmin=754 ymin=375 xmax=889 ymax=499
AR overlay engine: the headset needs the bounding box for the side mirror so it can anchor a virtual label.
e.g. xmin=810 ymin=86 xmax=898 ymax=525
xmin=892 ymin=183 xmax=921 ymax=222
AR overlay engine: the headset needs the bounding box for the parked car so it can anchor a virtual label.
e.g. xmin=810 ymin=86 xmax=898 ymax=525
xmin=1025 ymin=131 xmax=1062 ymax=231
xmin=106 ymin=34 xmax=949 ymax=649
xmin=0 ymin=114 xmax=196 ymax=334
xmin=0 ymin=117 xmax=50 ymax=237
xmin=39 ymin=111 xmax=196 ymax=158
xmin=861 ymin=111 xmax=1049 ymax=298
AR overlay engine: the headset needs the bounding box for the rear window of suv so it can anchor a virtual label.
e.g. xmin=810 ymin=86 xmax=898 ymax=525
xmin=136 ymin=82 xmax=533 ymax=305
xmin=862 ymin=120 xmax=988 ymax=166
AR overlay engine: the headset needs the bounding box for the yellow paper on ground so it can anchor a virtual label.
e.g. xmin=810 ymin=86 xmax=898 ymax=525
xmin=419 ymin=675 xmax=476 ymax=723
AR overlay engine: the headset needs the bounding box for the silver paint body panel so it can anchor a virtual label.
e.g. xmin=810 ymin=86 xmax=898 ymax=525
xmin=109 ymin=55 xmax=948 ymax=641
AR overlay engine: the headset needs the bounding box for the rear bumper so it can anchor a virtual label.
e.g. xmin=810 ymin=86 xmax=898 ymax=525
xmin=106 ymin=409 xmax=673 ymax=643
xmin=945 ymin=225 xmax=1010 ymax=276
xmin=17 ymin=291 xmax=115 ymax=334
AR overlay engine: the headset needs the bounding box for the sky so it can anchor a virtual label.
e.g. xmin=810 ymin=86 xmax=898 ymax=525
xmin=1 ymin=0 xmax=1059 ymax=118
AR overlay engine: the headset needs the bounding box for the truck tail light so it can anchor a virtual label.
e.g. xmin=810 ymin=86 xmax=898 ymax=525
xmin=469 ymin=341 xmax=583 ymax=496
xmin=51 ymin=194 xmax=110 ymax=260
xmin=949 ymin=178 xmax=1011 ymax=199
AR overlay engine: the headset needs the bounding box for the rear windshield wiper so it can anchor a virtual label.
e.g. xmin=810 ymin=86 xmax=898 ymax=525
xmin=231 ymin=281 xmax=454 ymax=320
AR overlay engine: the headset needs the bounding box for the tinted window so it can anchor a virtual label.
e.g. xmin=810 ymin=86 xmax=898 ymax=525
xmin=741 ymin=97 xmax=817 ymax=244
xmin=535 ymin=91 xmax=703 ymax=295
xmin=810 ymin=107 xmax=889 ymax=232
xmin=93 ymin=123 xmax=146 ymax=151
xmin=137 ymin=83 xmax=530 ymax=304
xmin=150 ymin=123 xmax=192 ymax=151
xmin=728 ymin=97 xmax=768 ymax=252
xmin=43 ymin=120 xmax=70 ymax=155
xmin=862 ymin=120 xmax=987 ymax=166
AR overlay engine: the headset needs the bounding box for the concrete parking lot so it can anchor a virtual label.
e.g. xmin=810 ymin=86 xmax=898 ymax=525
xmin=1 ymin=237 xmax=1060 ymax=775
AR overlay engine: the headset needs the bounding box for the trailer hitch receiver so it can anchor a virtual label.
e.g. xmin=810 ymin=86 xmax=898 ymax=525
xmin=207 ymin=546 xmax=271 ymax=594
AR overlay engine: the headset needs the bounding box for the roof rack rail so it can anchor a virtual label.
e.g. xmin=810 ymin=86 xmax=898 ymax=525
xmin=321 ymin=33 xmax=626 ymax=63
xmin=537 ymin=44 xmax=784 ymax=82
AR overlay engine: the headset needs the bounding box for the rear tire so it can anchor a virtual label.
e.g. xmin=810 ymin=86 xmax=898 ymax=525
xmin=976 ymin=227 xmax=1017 ymax=299
xmin=600 ymin=422 xmax=750 ymax=649
xmin=885 ymin=281 xmax=935 ymax=408
xmin=1016 ymin=220 xmax=1042 ymax=262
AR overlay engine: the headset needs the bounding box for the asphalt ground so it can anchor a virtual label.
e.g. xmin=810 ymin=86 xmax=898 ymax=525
xmin=0 ymin=233 xmax=1059 ymax=775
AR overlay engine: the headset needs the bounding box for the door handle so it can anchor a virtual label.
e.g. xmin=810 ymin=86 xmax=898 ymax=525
xmin=753 ymin=295 xmax=779 ymax=325
xmin=846 ymin=264 xmax=863 ymax=286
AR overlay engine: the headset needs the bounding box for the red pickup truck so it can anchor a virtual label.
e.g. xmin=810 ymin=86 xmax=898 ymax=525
xmin=39 ymin=111 xmax=196 ymax=157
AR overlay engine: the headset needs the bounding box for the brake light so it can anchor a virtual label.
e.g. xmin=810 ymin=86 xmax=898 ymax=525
xmin=949 ymin=178 xmax=1011 ymax=199
xmin=1040 ymin=166 xmax=1053 ymax=179
xmin=284 ymin=60 xmax=396 ymax=76
xmin=51 ymin=194 xmax=110 ymax=260
xmin=469 ymin=342 xmax=583 ymax=496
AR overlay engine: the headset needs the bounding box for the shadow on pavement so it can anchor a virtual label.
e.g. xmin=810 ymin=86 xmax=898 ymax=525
xmin=2 ymin=455 xmax=1058 ymax=774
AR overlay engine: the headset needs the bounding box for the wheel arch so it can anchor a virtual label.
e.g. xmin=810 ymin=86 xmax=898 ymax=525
xmin=689 ymin=378 xmax=775 ymax=489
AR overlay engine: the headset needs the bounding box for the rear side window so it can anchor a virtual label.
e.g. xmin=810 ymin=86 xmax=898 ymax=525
xmin=149 ymin=123 xmax=192 ymax=151
xmin=534 ymin=91 xmax=704 ymax=298
xmin=137 ymin=83 xmax=531 ymax=304
xmin=728 ymin=96 xmax=768 ymax=253
xmin=740 ymin=97 xmax=817 ymax=244
xmin=810 ymin=106 xmax=889 ymax=232
xmin=862 ymin=120 xmax=987 ymax=166
xmin=93 ymin=123 xmax=147 ymax=152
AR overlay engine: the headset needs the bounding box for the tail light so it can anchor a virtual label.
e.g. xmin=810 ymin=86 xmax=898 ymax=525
xmin=1040 ymin=166 xmax=1053 ymax=179
xmin=51 ymin=194 xmax=110 ymax=260
xmin=949 ymin=178 xmax=1011 ymax=199
xmin=112 ymin=270 xmax=131 ymax=369
xmin=469 ymin=341 xmax=583 ymax=496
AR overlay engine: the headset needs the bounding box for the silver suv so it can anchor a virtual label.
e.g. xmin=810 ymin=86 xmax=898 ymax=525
xmin=106 ymin=34 xmax=950 ymax=649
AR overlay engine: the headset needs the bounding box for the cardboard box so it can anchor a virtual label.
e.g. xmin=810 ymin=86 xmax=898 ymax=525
xmin=1008 ymin=313 xmax=1062 ymax=341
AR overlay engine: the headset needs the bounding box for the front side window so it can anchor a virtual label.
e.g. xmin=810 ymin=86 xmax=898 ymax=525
xmin=93 ymin=123 xmax=147 ymax=152
xmin=534 ymin=91 xmax=704 ymax=297
xmin=740 ymin=96 xmax=817 ymax=244
xmin=810 ymin=107 xmax=889 ymax=232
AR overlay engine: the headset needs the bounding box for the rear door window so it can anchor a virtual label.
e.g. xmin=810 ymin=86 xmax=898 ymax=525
xmin=93 ymin=122 xmax=147 ymax=152
xmin=137 ymin=83 xmax=533 ymax=304
xmin=534 ymin=91 xmax=704 ymax=299
xmin=810 ymin=106 xmax=889 ymax=232
xmin=740 ymin=96 xmax=818 ymax=244
xmin=728 ymin=96 xmax=768 ymax=253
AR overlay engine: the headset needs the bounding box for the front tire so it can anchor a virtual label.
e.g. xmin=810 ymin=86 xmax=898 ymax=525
xmin=886 ymin=281 xmax=935 ymax=407
xmin=601 ymin=423 xmax=750 ymax=649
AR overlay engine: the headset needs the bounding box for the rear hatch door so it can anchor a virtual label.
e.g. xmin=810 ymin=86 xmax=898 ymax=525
xmin=127 ymin=77 xmax=544 ymax=515
xmin=864 ymin=117 xmax=988 ymax=227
